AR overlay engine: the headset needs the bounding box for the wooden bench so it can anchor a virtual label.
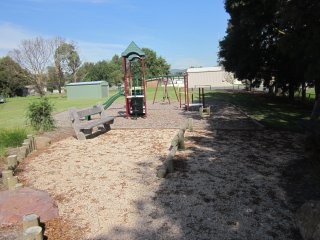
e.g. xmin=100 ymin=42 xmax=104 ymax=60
xmin=68 ymin=104 xmax=114 ymax=140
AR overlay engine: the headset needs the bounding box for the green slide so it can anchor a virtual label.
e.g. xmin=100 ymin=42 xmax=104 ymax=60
xmin=102 ymin=90 xmax=124 ymax=109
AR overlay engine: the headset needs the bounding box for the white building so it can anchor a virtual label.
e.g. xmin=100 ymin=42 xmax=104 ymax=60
xmin=186 ymin=66 xmax=237 ymax=89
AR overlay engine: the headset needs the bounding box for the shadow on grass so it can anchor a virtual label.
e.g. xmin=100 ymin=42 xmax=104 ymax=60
xmin=206 ymin=91 xmax=313 ymax=132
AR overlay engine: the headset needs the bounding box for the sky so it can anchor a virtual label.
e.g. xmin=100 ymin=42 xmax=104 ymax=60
xmin=0 ymin=0 xmax=229 ymax=69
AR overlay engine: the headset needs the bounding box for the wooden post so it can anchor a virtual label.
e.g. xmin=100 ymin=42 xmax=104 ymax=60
xmin=206 ymin=106 xmax=211 ymax=116
xmin=6 ymin=155 xmax=18 ymax=170
xmin=202 ymin=88 xmax=205 ymax=107
xmin=23 ymin=226 xmax=43 ymax=240
xmin=23 ymin=214 xmax=40 ymax=230
xmin=199 ymin=106 xmax=204 ymax=117
xmin=2 ymin=170 xmax=13 ymax=186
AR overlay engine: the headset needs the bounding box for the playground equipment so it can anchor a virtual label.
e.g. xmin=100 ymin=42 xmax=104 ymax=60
xmin=180 ymin=72 xmax=209 ymax=110
xmin=149 ymin=76 xmax=179 ymax=104
xmin=121 ymin=42 xmax=147 ymax=118
xmin=102 ymin=88 xmax=124 ymax=110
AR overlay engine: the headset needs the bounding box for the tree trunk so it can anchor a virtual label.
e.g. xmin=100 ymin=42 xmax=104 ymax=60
xmin=288 ymin=82 xmax=295 ymax=101
xmin=311 ymin=98 xmax=320 ymax=120
xmin=315 ymin=79 xmax=320 ymax=100
xmin=301 ymin=82 xmax=306 ymax=101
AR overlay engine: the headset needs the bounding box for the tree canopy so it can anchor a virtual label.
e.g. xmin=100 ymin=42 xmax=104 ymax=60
xmin=0 ymin=56 xmax=30 ymax=97
xmin=77 ymin=48 xmax=170 ymax=86
xmin=219 ymin=0 xmax=320 ymax=100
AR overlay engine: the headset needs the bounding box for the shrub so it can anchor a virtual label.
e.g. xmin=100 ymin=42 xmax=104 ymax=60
xmin=0 ymin=128 xmax=27 ymax=157
xmin=26 ymin=97 xmax=55 ymax=132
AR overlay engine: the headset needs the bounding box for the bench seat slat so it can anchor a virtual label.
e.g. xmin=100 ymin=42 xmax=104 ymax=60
xmin=78 ymin=117 xmax=114 ymax=130
xmin=77 ymin=107 xmax=102 ymax=118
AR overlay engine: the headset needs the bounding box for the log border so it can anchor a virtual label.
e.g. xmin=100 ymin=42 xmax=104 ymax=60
xmin=157 ymin=118 xmax=193 ymax=178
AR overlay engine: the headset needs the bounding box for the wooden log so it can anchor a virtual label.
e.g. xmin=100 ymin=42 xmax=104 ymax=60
xmin=171 ymin=129 xmax=185 ymax=150
xmin=177 ymin=129 xmax=185 ymax=150
xmin=166 ymin=146 xmax=178 ymax=173
xmin=156 ymin=146 xmax=178 ymax=178
xmin=7 ymin=176 xmax=18 ymax=190
xmin=23 ymin=214 xmax=40 ymax=230
xmin=2 ymin=170 xmax=13 ymax=186
xmin=6 ymin=155 xmax=18 ymax=170
xmin=171 ymin=133 xmax=179 ymax=147
xmin=23 ymin=226 xmax=43 ymax=240
xmin=187 ymin=118 xmax=193 ymax=131
xmin=156 ymin=166 xmax=167 ymax=178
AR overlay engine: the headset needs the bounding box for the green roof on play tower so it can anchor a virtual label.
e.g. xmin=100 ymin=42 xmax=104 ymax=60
xmin=121 ymin=41 xmax=145 ymax=58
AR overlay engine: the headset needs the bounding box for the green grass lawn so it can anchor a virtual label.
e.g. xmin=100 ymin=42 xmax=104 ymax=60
xmin=0 ymin=87 xmax=179 ymax=130
xmin=207 ymin=91 xmax=314 ymax=131
xmin=0 ymin=88 xmax=314 ymax=133
xmin=0 ymin=94 xmax=109 ymax=129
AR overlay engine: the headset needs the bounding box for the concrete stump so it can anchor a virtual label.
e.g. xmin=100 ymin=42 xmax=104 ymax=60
xmin=7 ymin=176 xmax=18 ymax=191
xmin=23 ymin=226 xmax=43 ymax=240
xmin=2 ymin=170 xmax=13 ymax=186
xmin=6 ymin=155 xmax=18 ymax=170
xmin=23 ymin=139 xmax=32 ymax=154
xmin=18 ymin=146 xmax=28 ymax=162
xmin=23 ymin=213 xmax=40 ymax=230
xmin=22 ymin=143 xmax=30 ymax=156
xmin=15 ymin=183 xmax=23 ymax=190
xmin=27 ymin=135 xmax=35 ymax=151
xmin=34 ymin=136 xmax=51 ymax=150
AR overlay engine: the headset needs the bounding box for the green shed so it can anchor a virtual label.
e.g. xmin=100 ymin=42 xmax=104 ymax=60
xmin=65 ymin=81 xmax=109 ymax=100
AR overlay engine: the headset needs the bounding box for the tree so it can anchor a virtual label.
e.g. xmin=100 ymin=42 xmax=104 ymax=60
xmin=142 ymin=48 xmax=170 ymax=78
xmin=77 ymin=55 xmax=122 ymax=86
xmin=77 ymin=62 xmax=95 ymax=81
xmin=219 ymin=0 xmax=320 ymax=101
xmin=54 ymin=42 xmax=81 ymax=87
xmin=46 ymin=66 xmax=59 ymax=92
xmin=9 ymin=37 xmax=57 ymax=96
xmin=219 ymin=0 xmax=279 ymax=91
xmin=0 ymin=56 xmax=30 ymax=97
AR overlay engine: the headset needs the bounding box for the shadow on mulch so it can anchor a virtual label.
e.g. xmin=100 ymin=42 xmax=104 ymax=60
xmin=281 ymin=156 xmax=320 ymax=209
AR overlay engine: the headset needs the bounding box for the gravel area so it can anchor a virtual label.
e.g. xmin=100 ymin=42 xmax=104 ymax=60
xmin=3 ymin=99 xmax=315 ymax=239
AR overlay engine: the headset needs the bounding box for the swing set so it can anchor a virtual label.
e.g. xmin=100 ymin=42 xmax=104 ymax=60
xmin=150 ymin=76 xmax=180 ymax=104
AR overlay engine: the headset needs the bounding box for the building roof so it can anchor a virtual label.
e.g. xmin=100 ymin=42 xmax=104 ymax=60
xmin=65 ymin=81 xmax=107 ymax=86
xmin=121 ymin=41 xmax=145 ymax=58
xmin=186 ymin=66 xmax=223 ymax=73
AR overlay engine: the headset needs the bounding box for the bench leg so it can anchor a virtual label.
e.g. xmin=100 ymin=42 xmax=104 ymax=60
xmin=76 ymin=132 xmax=86 ymax=140
xmin=103 ymin=124 xmax=111 ymax=131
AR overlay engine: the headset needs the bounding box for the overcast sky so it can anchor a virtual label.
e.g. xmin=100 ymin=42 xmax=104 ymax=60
xmin=0 ymin=0 xmax=229 ymax=69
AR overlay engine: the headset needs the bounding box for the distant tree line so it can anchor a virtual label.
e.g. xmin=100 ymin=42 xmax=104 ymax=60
xmin=219 ymin=0 xmax=320 ymax=101
xmin=0 ymin=37 xmax=170 ymax=96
